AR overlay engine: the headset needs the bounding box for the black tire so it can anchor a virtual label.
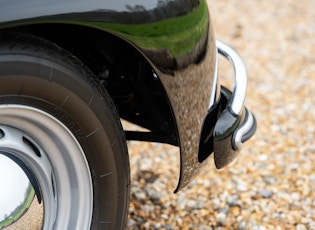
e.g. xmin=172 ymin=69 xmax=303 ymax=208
xmin=0 ymin=32 xmax=130 ymax=229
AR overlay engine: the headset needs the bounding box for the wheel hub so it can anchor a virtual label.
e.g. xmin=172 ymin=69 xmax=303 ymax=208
xmin=0 ymin=105 xmax=93 ymax=229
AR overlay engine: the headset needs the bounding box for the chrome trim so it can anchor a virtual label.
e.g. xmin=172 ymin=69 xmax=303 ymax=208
xmin=233 ymin=108 xmax=255 ymax=150
xmin=216 ymin=40 xmax=247 ymax=115
xmin=209 ymin=48 xmax=219 ymax=109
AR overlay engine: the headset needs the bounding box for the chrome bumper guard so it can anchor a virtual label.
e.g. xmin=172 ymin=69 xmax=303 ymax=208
xmin=199 ymin=41 xmax=256 ymax=169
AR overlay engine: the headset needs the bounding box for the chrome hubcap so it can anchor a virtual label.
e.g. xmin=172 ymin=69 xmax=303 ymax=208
xmin=0 ymin=105 xmax=93 ymax=229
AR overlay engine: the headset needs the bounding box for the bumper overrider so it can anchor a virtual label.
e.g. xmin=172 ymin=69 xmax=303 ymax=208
xmin=199 ymin=40 xmax=257 ymax=169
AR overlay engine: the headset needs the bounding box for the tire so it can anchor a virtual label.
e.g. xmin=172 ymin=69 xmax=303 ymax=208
xmin=0 ymin=32 xmax=130 ymax=229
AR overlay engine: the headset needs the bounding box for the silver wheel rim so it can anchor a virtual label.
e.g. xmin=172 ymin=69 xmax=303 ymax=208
xmin=0 ymin=104 xmax=93 ymax=229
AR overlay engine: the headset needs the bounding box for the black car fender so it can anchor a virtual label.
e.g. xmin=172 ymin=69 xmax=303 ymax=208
xmin=0 ymin=0 xmax=219 ymax=192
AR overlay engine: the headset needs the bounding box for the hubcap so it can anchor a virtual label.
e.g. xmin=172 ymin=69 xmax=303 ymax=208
xmin=0 ymin=105 xmax=93 ymax=229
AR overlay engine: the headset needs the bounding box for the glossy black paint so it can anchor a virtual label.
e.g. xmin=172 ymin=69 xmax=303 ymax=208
xmin=0 ymin=0 xmax=217 ymax=191
xmin=211 ymin=88 xmax=257 ymax=169
xmin=198 ymin=88 xmax=229 ymax=163
xmin=0 ymin=0 xmax=196 ymax=22
xmin=213 ymin=90 xmax=242 ymax=169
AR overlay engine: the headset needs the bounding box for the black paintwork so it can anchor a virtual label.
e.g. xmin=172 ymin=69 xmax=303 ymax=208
xmin=0 ymin=0 xmax=217 ymax=191
xmin=0 ymin=0 xmax=197 ymax=23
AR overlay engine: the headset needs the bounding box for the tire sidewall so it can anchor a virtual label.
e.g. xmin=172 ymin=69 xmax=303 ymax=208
xmin=0 ymin=37 xmax=129 ymax=229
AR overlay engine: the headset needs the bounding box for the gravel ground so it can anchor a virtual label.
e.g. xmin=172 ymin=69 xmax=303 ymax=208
xmin=127 ymin=0 xmax=315 ymax=229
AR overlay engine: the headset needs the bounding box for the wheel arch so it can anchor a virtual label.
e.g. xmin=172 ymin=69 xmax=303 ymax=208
xmin=1 ymin=23 xmax=179 ymax=145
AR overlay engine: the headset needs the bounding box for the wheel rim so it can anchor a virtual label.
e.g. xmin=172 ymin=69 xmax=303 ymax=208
xmin=0 ymin=104 xmax=93 ymax=229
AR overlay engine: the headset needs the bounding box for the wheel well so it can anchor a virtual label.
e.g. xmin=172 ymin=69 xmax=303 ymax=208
xmin=2 ymin=24 xmax=178 ymax=145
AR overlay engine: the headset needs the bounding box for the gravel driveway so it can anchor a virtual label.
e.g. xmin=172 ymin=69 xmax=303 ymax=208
xmin=127 ymin=0 xmax=315 ymax=229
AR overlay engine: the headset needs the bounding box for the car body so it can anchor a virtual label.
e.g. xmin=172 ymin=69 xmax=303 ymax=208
xmin=0 ymin=0 xmax=256 ymax=229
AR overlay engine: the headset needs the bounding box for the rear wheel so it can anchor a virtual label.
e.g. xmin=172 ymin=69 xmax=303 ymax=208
xmin=0 ymin=32 xmax=130 ymax=229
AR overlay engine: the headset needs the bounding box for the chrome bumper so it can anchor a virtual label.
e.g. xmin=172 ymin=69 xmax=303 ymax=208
xmin=199 ymin=41 xmax=256 ymax=169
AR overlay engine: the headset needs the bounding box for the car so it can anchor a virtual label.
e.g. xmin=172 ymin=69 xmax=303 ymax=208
xmin=0 ymin=0 xmax=256 ymax=229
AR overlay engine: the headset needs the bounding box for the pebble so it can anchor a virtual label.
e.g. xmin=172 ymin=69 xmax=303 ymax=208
xmin=132 ymin=187 xmax=146 ymax=200
xmin=296 ymin=224 xmax=307 ymax=230
xmin=217 ymin=212 xmax=227 ymax=225
xmin=199 ymin=225 xmax=213 ymax=230
xmin=259 ymin=190 xmax=273 ymax=199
